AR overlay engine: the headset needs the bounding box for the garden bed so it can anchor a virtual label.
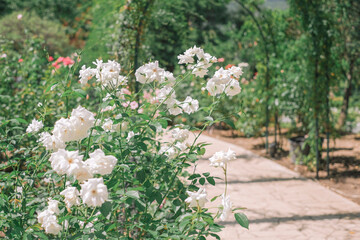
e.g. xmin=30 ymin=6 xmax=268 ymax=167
xmin=204 ymin=129 xmax=360 ymax=205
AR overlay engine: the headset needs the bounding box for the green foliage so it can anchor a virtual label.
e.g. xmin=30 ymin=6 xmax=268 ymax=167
xmin=235 ymin=213 xmax=249 ymax=229
xmin=0 ymin=44 xmax=248 ymax=238
xmin=0 ymin=11 xmax=70 ymax=55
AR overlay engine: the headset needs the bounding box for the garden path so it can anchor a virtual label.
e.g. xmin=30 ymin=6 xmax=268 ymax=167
xmin=189 ymin=134 xmax=360 ymax=240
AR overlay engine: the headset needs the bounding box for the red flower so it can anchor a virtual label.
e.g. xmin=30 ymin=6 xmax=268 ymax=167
xmin=225 ymin=64 xmax=234 ymax=69
xmin=48 ymin=56 xmax=54 ymax=61
xmin=18 ymin=58 xmax=23 ymax=63
xmin=218 ymin=58 xmax=225 ymax=63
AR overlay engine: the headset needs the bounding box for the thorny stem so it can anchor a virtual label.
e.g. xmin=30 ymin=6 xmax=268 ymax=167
xmin=84 ymin=86 xmax=104 ymax=158
xmin=224 ymin=163 xmax=228 ymax=197
xmin=82 ymin=207 xmax=97 ymax=231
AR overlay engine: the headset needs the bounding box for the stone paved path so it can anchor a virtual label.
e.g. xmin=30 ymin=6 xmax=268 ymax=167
xmin=189 ymin=134 xmax=360 ymax=240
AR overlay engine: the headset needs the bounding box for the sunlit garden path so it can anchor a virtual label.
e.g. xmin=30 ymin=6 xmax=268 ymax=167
xmin=192 ymin=134 xmax=360 ymax=240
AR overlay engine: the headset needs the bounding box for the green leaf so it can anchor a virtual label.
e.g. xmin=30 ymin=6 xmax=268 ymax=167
xmin=234 ymin=213 xmax=249 ymax=229
xmin=154 ymin=192 xmax=163 ymax=204
xmin=197 ymin=148 xmax=206 ymax=155
xmin=62 ymin=90 xmax=72 ymax=97
xmin=149 ymin=125 xmax=157 ymax=132
xmin=158 ymin=119 xmax=168 ymax=128
xmin=199 ymin=178 xmax=205 ymax=185
xmin=138 ymin=114 xmax=150 ymax=120
xmin=7 ymin=144 xmax=14 ymax=151
xmin=206 ymin=177 xmax=215 ymax=186
xmin=188 ymin=173 xmax=201 ymax=180
xmin=135 ymin=199 xmax=145 ymax=211
xmin=46 ymin=82 xmax=58 ymax=92
xmin=126 ymin=190 xmax=140 ymax=199
xmin=94 ymin=231 xmax=107 ymax=239
xmin=138 ymin=142 xmax=147 ymax=151
xmin=179 ymin=219 xmax=190 ymax=232
xmin=16 ymin=118 xmax=28 ymax=124
xmin=34 ymin=232 xmax=49 ymax=239
xmin=173 ymin=199 xmax=182 ymax=206
xmin=93 ymin=126 xmax=104 ymax=132
xmin=118 ymin=164 xmax=130 ymax=171
xmin=106 ymin=223 xmax=116 ymax=231
xmin=73 ymin=89 xmax=87 ymax=98
xmin=209 ymin=233 xmax=221 ymax=240
xmin=202 ymin=172 xmax=210 ymax=177
xmin=210 ymin=195 xmax=220 ymax=202
xmin=204 ymin=116 xmax=214 ymax=122
xmin=68 ymin=233 xmax=83 ymax=240
xmin=94 ymin=223 xmax=104 ymax=231
xmin=223 ymin=119 xmax=235 ymax=129
xmin=99 ymin=202 xmax=112 ymax=218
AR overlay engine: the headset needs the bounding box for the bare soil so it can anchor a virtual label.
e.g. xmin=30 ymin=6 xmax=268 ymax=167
xmin=204 ymin=129 xmax=360 ymax=205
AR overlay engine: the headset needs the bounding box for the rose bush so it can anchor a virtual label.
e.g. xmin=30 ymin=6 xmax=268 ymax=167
xmin=1 ymin=46 xmax=248 ymax=239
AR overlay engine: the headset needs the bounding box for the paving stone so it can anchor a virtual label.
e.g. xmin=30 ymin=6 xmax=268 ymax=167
xmin=188 ymin=134 xmax=360 ymax=240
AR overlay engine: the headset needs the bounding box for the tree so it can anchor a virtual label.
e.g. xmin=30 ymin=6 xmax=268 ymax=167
xmin=333 ymin=0 xmax=360 ymax=130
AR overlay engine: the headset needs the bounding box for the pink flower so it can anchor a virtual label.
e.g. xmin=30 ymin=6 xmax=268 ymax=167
xmin=122 ymin=102 xmax=129 ymax=108
xmin=137 ymin=108 xmax=144 ymax=113
xmin=63 ymin=57 xmax=74 ymax=66
xmin=218 ymin=58 xmax=225 ymax=62
xmin=130 ymin=101 xmax=138 ymax=110
xmin=52 ymin=62 xmax=60 ymax=69
xmin=122 ymin=88 xmax=131 ymax=95
xmin=56 ymin=57 xmax=64 ymax=63
xmin=18 ymin=58 xmax=23 ymax=63
xmin=48 ymin=56 xmax=54 ymax=61
xmin=17 ymin=14 xmax=22 ymax=20
xmin=143 ymin=91 xmax=151 ymax=100
xmin=154 ymin=110 xmax=160 ymax=119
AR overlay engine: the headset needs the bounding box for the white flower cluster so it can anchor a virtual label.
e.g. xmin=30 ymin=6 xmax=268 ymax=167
xmin=34 ymin=105 xmax=117 ymax=234
xmin=160 ymin=127 xmax=190 ymax=158
xmin=155 ymin=87 xmax=199 ymax=116
xmin=171 ymin=128 xmax=190 ymax=142
xmin=79 ymin=60 xmax=128 ymax=89
xmin=37 ymin=199 xmax=61 ymax=235
xmin=26 ymin=119 xmax=43 ymax=134
xmin=177 ymin=45 xmax=217 ymax=77
xmin=60 ymin=186 xmax=80 ymax=209
xmin=50 ymin=150 xmax=89 ymax=182
xmin=206 ymin=67 xmax=242 ymax=97
xmin=209 ymin=149 xmax=236 ymax=168
xmin=38 ymin=148 xmax=114 ymax=232
xmin=185 ymin=188 xmax=208 ymax=208
xmin=156 ymin=87 xmax=182 ymax=115
xmin=126 ymin=131 xmax=139 ymax=141
xmin=48 ymin=148 xmax=115 ymax=202
xmin=102 ymin=118 xmax=121 ymax=132
xmin=38 ymin=106 xmax=95 ymax=151
xmin=208 ymin=149 xmax=237 ymax=221
xmin=134 ymin=60 xmax=196 ymax=116
xmin=80 ymin=178 xmax=108 ymax=207
xmin=135 ymin=61 xmax=175 ymax=86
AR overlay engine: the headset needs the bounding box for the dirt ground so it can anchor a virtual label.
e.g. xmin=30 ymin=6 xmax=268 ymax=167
xmin=204 ymin=129 xmax=360 ymax=205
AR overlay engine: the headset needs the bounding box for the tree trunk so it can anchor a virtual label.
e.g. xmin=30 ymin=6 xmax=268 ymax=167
xmin=336 ymin=60 xmax=354 ymax=130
